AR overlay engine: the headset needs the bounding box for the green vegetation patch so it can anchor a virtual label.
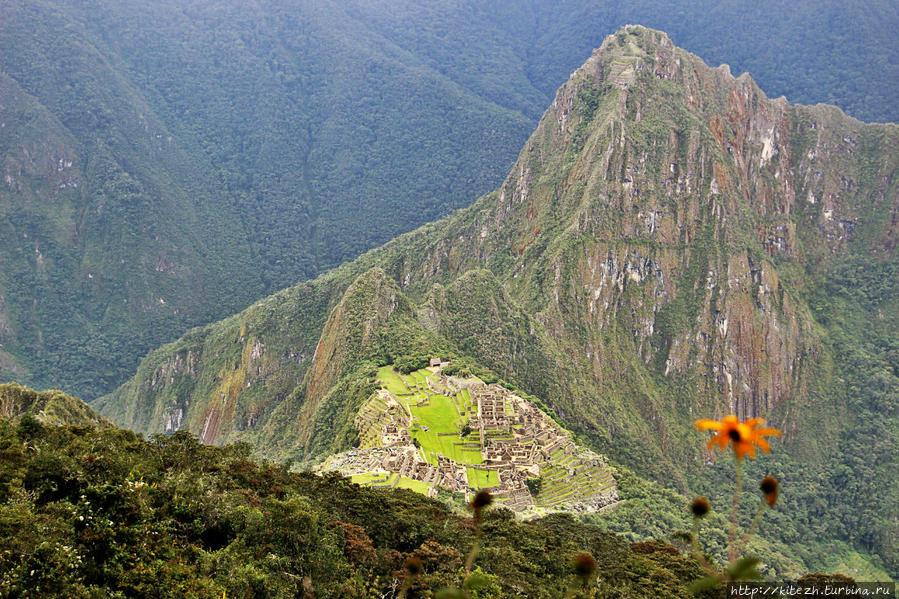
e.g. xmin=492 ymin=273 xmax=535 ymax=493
xmin=0 ymin=422 xmax=715 ymax=597
xmin=466 ymin=468 xmax=499 ymax=489
xmin=349 ymin=471 xmax=434 ymax=496
xmin=376 ymin=366 xmax=411 ymax=396
xmin=394 ymin=476 xmax=432 ymax=495
xmin=349 ymin=472 xmax=392 ymax=485
xmin=390 ymin=368 xmax=484 ymax=467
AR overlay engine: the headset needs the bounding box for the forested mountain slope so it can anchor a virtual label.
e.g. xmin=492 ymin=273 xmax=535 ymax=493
xmin=99 ymin=28 xmax=899 ymax=574
xmin=1 ymin=0 xmax=896 ymax=399
xmin=0 ymin=382 xmax=111 ymax=428
xmin=0 ymin=420 xmax=719 ymax=597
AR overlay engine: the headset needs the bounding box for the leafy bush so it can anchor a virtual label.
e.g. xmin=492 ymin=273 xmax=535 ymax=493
xmin=0 ymin=422 xmax=713 ymax=597
xmin=395 ymin=354 xmax=431 ymax=374
xmin=525 ymin=476 xmax=544 ymax=497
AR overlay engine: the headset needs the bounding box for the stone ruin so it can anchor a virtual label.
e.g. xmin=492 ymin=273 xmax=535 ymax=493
xmin=320 ymin=367 xmax=618 ymax=515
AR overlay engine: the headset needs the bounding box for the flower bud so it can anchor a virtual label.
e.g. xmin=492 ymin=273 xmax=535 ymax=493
xmin=760 ymin=475 xmax=779 ymax=507
xmin=690 ymin=496 xmax=711 ymax=517
xmin=404 ymin=556 xmax=423 ymax=577
xmin=573 ymin=552 xmax=597 ymax=587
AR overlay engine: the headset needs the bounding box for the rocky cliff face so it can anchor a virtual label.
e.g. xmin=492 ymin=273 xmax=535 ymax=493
xmin=98 ymin=26 xmax=898 ymax=570
xmin=93 ymin=272 xmax=348 ymax=444
xmin=101 ymin=23 xmax=897 ymax=453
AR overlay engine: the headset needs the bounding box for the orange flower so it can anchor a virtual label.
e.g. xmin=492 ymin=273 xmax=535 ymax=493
xmin=695 ymin=415 xmax=781 ymax=459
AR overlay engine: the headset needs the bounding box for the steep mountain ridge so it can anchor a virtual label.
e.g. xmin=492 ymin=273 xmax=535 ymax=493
xmin=355 ymin=28 xmax=895 ymax=467
xmin=99 ymin=27 xmax=898 ymax=572
xmin=0 ymin=382 xmax=111 ymax=428
xmin=2 ymin=0 xmax=897 ymax=400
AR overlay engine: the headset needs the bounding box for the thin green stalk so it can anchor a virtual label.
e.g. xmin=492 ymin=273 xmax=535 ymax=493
xmin=728 ymin=458 xmax=744 ymax=562
xmin=461 ymin=520 xmax=483 ymax=599
xmin=691 ymin=517 xmax=719 ymax=577
xmin=737 ymin=500 xmax=768 ymax=554
xmin=691 ymin=518 xmax=701 ymax=557
xmin=464 ymin=536 xmax=481 ymax=575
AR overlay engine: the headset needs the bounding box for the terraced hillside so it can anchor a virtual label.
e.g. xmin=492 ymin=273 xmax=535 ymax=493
xmin=322 ymin=364 xmax=617 ymax=516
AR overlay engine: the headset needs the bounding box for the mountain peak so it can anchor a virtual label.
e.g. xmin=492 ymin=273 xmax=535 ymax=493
xmin=570 ymin=24 xmax=753 ymax=95
xmin=96 ymin=27 xmax=898 ymax=573
xmin=595 ymin=26 xmax=675 ymax=69
xmin=602 ymin=24 xmax=675 ymax=51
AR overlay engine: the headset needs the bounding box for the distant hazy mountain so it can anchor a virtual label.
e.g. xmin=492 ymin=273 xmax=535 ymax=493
xmin=1 ymin=0 xmax=896 ymax=399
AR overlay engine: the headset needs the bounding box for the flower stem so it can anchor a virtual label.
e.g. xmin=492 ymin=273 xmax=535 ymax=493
xmin=460 ymin=521 xmax=482 ymax=599
xmin=737 ymin=500 xmax=768 ymax=554
xmin=729 ymin=458 xmax=744 ymax=562
xmin=691 ymin=517 xmax=701 ymax=556
xmin=464 ymin=537 xmax=480 ymax=575
xmin=691 ymin=517 xmax=720 ymax=577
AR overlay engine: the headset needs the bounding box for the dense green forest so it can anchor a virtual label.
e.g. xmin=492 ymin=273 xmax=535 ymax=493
xmin=2 ymin=388 xmax=890 ymax=595
xmin=0 ymin=419 xmax=728 ymax=598
xmin=0 ymin=382 xmax=113 ymax=429
xmin=0 ymin=0 xmax=896 ymax=399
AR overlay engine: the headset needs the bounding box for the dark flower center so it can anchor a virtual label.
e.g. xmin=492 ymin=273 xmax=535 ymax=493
xmin=573 ymin=552 xmax=597 ymax=577
xmin=404 ymin=556 xmax=423 ymax=576
xmin=691 ymin=497 xmax=710 ymax=517
xmin=728 ymin=428 xmax=742 ymax=442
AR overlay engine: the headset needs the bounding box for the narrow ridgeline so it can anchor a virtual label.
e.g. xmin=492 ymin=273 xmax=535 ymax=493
xmin=0 ymin=382 xmax=112 ymax=428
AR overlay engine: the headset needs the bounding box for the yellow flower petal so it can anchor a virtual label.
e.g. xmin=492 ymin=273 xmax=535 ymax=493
xmin=695 ymin=419 xmax=724 ymax=431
